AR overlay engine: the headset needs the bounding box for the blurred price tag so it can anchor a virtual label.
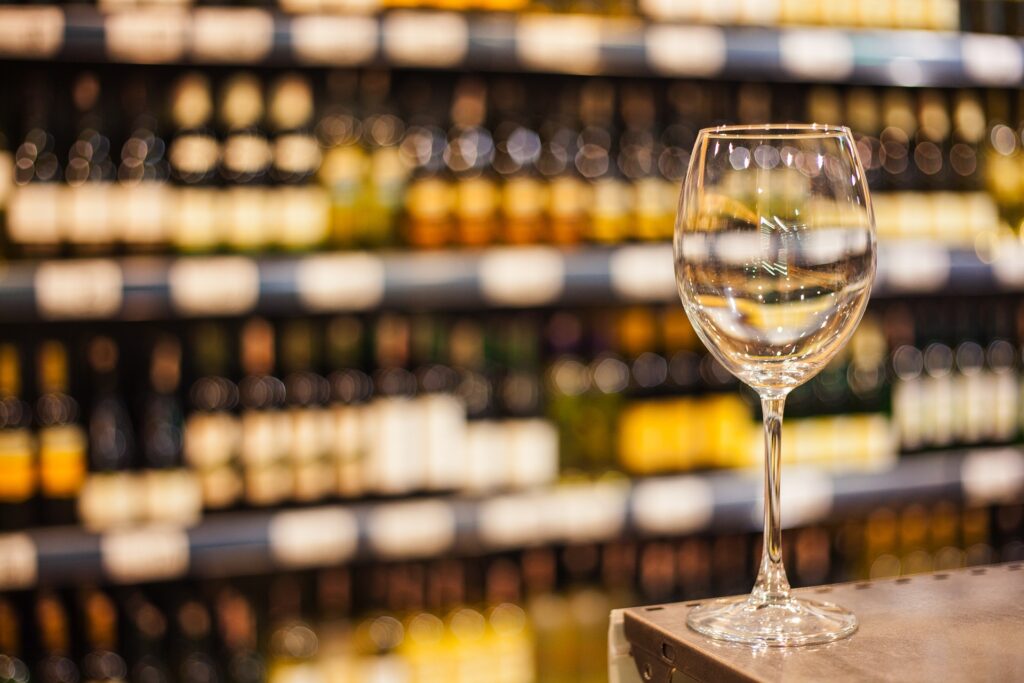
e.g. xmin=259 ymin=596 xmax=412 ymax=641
xmin=752 ymin=467 xmax=832 ymax=529
xmin=779 ymin=29 xmax=854 ymax=80
xmin=296 ymin=253 xmax=385 ymax=312
xmin=645 ymin=25 xmax=726 ymax=76
xmin=479 ymin=247 xmax=565 ymax=307
xmin=478 ymin=493 xmax=547 ymax=548
xmin=105 ymin=8 xmax=188 ymax=63
xmin=368 ymin=500 xmax=456 ymax=559
xmin=609 ymin=244 xmax=676 ymax=301
xmin=0 ymin=7 xmax=63 ymax=58
xmin=962 ymin=34 xmax=1024 ymax=85
xmin=383 ymin=11 xmax=467 ymax=67
xmin=549 ymin=481 xmax=628 ymax=542
xmin=0 ymin=534 xmax=37 ymax=590
xmin=878 ymin=241 xmax=950 ymax=293
xmin=632 ymin=476 xmax=714 ymax=535
xmin=516 ymin=14 xmax=603 ymax=74
xmin=101 ymin=526 xmax=189 ymax=583
xmin=169 ymin=256 xmax=260 ymax=316
xmin=991 ymin=240 xmax=1024 ymax=288
xmin=291 ymin=15 xmax=378 ymax=65
xmin=269 ymin=507 xmax=359 ymax=568
xmin=36 ymin=259 xmax=123 ymax=320
xmin=192 ymin=8 xmax=273 ymax=62
xmin=962 ymin=448 xmax=1024 ymax=504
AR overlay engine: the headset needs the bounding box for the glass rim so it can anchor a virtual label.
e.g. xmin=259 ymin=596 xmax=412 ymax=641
xmin=698 ymin=123 xmax=853 ymax=140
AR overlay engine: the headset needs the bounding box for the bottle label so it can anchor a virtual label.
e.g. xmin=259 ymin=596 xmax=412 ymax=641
xmin=169 ymin=134 xmax=219 ymax=179
xmin=78 ymin=472 xmax=141 ymax=532
xmin=223 ymin=133 xmax=272 ymax=178
xmin=502 ymin=176 xmax=545 ymax=219
xmin=120 ymin=181 xmax=170 ymax=246
xmin=245 ymin=461 xmax=293 ymax=506
xmin=273 ymin=133 xmax=322 ymax=177
xmin=7 ymin=184 xmax=61 ymax=246
xmin=274 ymin=186 xmax=330 ymax=250
xmin=406 ymin=177 xmax=454 ymax=221
xmin=66 ymin=183 xmax=115 ymax=246
xmin=104 ymin=7 xmax=188 ymax=63
xmin=143 ymin=469 xmax=202 ymax=526
xmin=39 ymin=424 xmax=87 ymax=497
xmin=199 ymin=464 xmax=243 ymax=509
xmin=183 ymin=412 xmax=240 ymax=469
xmin=456 ymin=176 xmax=498 ymax=220
xmin=0 ymin=430 xmax=35 ymax=502
xmin=333 ymin=404 xmax=367 ymax=498
xmin=240 ymin=411 xmax=289 ymax=466
xmin=291 ymin=14 xmax=378 ymax=65
xmin=171 ymin=187 xmax=219 ymax=251
xmin=588 ymin=177 xmax=631 ymax=243
xmin=192 ymin=8 xmax=273 ymax=62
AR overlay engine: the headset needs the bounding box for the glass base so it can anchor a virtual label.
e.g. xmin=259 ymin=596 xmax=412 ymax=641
xmin=686 ymin=595 xmax=858 ymax=647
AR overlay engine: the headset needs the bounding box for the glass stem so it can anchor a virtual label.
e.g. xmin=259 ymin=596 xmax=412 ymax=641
xmin=752 ymin=394 xmax=791 ymax=604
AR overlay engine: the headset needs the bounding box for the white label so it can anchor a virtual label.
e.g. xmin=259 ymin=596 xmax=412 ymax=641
xmin=420 ymin=394 xmax=468 ymax=491
xmin=0 ymin=7 xmax=63 ymax=58
xmin=101 ymin=526 xmax=190 ymax=583
xmin=169 ymin=256 xmax=260 ymax=316
xmin=752 ymin=467 xmax=833 ymax=529
xmin=296 ymin=252 xmax=386 ymax=312
xmin=549 ymin=482 xmax=629 ymax=542
xmin=962 ymin=448 xmax=1024 ymax=504
xmin=517 ymin=15 xmax=603 ymax=74
xmin=878 ymin=241 xmax=950 ymax=293
xmin=479 ymin=247 xmax=565 ymax=307
xmin=645 ymin=25 xmax=727 ymax=77
xmin=7 ymin=185 xmax=61 ymax=246
xmin=368 ymin=500 xmax=456 ymax=559
xmin=779 ymin=30 xmax=854 ymax=81
xmin=105 ymin=8 xmax=188 ymax=63
xmin=269 ymin=507 xmax=359 ymax=568
xmin=608 ymin=244 xmax=676 ymax=301
xmin=383 ymin=11 xmax=468 ymax=67
xmin=478 ymin=493 xmax=547 ymax=549
xmin=507 ymin=419 xmax=559 ymax=489
xmin=192 ymin=8 xmax=274 ymax=62
xmin=35 ymin=259 xmax=123 ymax=320
xmin=962 ymin=34 xmax=1024 ymax=85
xmin=992 ymin=240 xmax=1024 ymax=288
xmin=632 ymin=476 xmax=714 ymax=535
xmin=0 ymin=534 xmax=37 ymax=590
xmin=291 ymin=15 xmax=378 ymax=65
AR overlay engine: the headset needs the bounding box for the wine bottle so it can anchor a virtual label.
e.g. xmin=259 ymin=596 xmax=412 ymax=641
xmin=78 ymin=336 xmax=140 ymax=531
xmin=0 ymin=596 xmax=30 ymax=683
xmin=267 ymin=72 xmax=329 ymax=252
xmin=140 ymin=335 xmax=201 ymax=527
xmin=168 ymin=72 xmax=221 ymax=253
xmin=34 ymin=592 xmax=80 ymax=683
xmin=123 ymin=592 xmax=173 ymax=683
xmin=79 ymin=588 xmax=128 ymax=683
xmin=213 ymin=586 xmax=265 ymax=683
xmin=538 ymin=83 xmax=588 ymax=246
xmin=7 ymin=73 xmax=63 ymax=257
xmin=448 ymin=77 xmax=499 ymax=246
xmin=184 ymin=323 xmax=243 ymax=511
xmin=238 ymin=318 xmax=291 ymax=507
xmin=36 ymin=341 xmax=87 ymax=526
xmin=281 ymin=319 xmax=334 ymax=504
xmin=579 ymin=80 xmax=630 ymax=244
xmin=359 ymin=71 xmax=406 ymax=248
xmin=317 ymin=70 xmax=366 ymax=250
xmin=265 ymin=576 xmax=319 ymax=683
xmin=174 ymin=595 xmax=222 ymax=683
xmin=492 ymin=79 xmax=545 ymax=245
xmin=117 ymin=74 xmax=172 ymax=254
xmin=326 ymin=316 xmax=373 ymax=499
xmin=0 ymin=343 xmax=35 ymax=531
xmin=219 ymin=72 xmax=273 ymax=252
xmin=950 ymin=90 xmax=986 ymax=192
xmin=402 ymin=80 xmax=456 ymax=248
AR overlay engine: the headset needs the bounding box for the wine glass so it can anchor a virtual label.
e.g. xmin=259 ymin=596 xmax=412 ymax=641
xmin=675 ymin=124 xmax=875 ymax=646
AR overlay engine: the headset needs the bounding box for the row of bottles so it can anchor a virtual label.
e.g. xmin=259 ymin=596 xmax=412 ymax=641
xmin=3 ymin=297 xmax=1024 ymax=530
xmin=1 ymin=500 xmax=1021 ymax=683
xmin=5 ymin=69 xmax=1024 ymax=257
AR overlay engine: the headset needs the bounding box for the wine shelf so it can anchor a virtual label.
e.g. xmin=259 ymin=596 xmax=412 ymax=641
xmin=1 ymin=241 xmax=1019 ymax=322
xmin=1 ymin=447 xmax=1020 ymax=590
xmin=1 ymin=5 xmax=1023 ymax=87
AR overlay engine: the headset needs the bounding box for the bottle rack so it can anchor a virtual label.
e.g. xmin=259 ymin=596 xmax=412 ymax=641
xmin=2 ymin=5 xmax=1023 ymax=87
xmin=3 ymin=241 xmax=1021 ymax=322
xmin=1 ymin=446 xmax=1018 ymax=591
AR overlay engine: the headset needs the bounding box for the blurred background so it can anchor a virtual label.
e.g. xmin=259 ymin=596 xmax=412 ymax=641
xmin=1 ymin=1 xmax=1024 ymax=682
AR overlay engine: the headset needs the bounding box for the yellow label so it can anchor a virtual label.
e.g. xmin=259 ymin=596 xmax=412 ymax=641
xmin=589 ymin=178 xmax=632 ymax=243
xmin=0 ymin=430 xmax=35 ymax=502
xmin=39 ymin=424 xmax=86 ymax=497
xmin=406 ymin=177 xmax=454 ymax=220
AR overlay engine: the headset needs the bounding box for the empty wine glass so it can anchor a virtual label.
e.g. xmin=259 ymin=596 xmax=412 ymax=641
xmin=675 ymin=124 xmax=876 ymax=646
